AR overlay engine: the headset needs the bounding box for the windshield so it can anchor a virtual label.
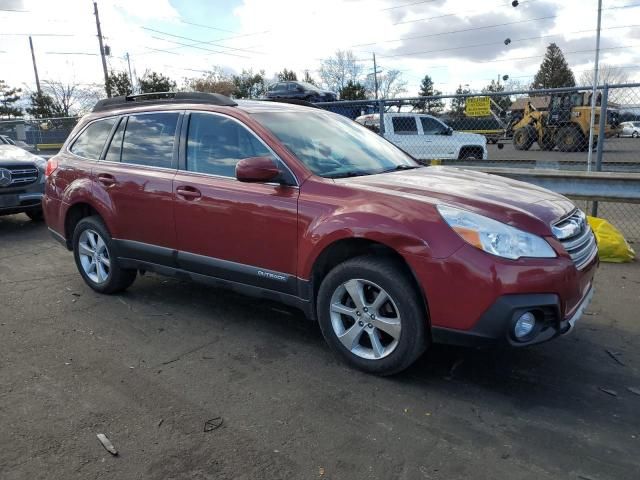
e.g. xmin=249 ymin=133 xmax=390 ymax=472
xmin=253 ymin=111 xmax=417 ymax=178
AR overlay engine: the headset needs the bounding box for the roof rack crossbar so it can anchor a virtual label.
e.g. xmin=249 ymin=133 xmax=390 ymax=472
xmin=92 ymin=91 xmax=237 ymax=112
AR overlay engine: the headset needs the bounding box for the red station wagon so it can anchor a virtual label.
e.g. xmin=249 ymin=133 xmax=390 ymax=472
xmin=43 ymin=92 xmax=598 ymax=375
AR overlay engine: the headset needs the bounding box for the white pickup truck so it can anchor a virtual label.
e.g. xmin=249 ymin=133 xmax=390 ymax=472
xmin=355 ymin=113 xmax=488 ymax=161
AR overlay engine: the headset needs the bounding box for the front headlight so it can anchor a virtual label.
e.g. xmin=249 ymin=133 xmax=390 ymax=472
xmin=437 ymin=205 xmax=556 ymax=260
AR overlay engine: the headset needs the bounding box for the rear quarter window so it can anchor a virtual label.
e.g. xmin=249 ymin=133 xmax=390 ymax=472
xmin=391 ymin=117 xmax=418 ymax=135
xmin=70 ymin=117 xmax=117 ymax=159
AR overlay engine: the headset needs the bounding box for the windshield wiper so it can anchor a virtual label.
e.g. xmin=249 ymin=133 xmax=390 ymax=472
xmin=380 ymin=164 xmax=420 ymax=174
xmin=329 ymin=171 xmax=368 ymax=179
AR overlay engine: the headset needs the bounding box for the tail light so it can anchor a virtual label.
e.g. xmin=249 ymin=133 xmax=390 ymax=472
xmin=45 ymin=158 xmax=59 ymax=177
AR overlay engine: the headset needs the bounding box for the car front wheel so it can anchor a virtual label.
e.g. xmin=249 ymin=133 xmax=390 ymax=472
xmin=317 ymin=255 xmax=427 ymax=375
xmin=72 ymin=216 xmax=136 ymax=294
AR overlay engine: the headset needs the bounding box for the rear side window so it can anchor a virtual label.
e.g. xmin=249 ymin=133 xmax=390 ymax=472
xmin=104 ymin=117 xmax=126 ymax=162
xmin=186 ymin=112 xmax=274 ymax=178
xmin=391 ymin=117 xmax=418 ymax=135
xmin=70 ymin=117 xmax=117 ymax=159
xmin=120 ymin=112 xmax=179 ymax=168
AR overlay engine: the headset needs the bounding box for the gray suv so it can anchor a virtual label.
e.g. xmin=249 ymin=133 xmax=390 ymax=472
xmin=0 ymin=144 xmax=46 ymax=220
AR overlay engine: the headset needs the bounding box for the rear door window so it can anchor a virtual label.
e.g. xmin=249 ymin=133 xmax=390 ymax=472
xmin=185 ymin=112 xmax=275 ymax=178
xmin=104 ymin=117 xmax=126 ymax=162
xmin=120 ymin=112 xmax=180 ymax=168
xmin=391 ymin=117 xmax=418 ymax=135
xmin=70 ymin=117 xmax=117 ymax=159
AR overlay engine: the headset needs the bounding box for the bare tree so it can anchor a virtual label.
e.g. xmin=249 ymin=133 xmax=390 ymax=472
xmin=184 ymin=67 xmax=235 ymax=97
xmin=578 ymin=64 xmax=630 ymax=87
xmin=374 ymin=70 xmax=407 ymax=99
xmin=42 ymin=80 xmax=102 ymax=116
xmin=319 ymin=50 xmax=363 ymax=92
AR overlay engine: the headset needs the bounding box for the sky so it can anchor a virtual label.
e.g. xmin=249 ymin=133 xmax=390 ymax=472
xmin=1 ymin=0 xmax=639 ymax=99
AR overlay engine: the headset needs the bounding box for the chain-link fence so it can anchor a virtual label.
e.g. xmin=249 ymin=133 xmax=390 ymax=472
xmin=317 ymin=83 xmax=640 ymax=243
xmin=0 ymin=116 xmax=79 ymax=153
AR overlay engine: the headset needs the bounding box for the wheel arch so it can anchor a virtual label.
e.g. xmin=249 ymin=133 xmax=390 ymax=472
xmin=307 ymin=237 xmax=430 ymax=327
xmin=63 ymin=201 xmax=111 ymax=250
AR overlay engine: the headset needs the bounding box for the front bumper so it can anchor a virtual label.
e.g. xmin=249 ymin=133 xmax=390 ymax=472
xmin=0 ymin=191 xmax=43 ymax=215
xmin=431 ymin=285 xmax=594 ymax=347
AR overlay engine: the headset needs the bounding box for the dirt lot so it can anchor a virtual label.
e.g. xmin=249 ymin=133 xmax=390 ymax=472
xmin=1 ymin=214 xmax=639 ymax=480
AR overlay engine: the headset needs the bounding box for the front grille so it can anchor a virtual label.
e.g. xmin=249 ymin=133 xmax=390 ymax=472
xmin=552 ymin=209 xmax=598 ymax=270
xmin=0 ymin=165 xmax=39 ymax=187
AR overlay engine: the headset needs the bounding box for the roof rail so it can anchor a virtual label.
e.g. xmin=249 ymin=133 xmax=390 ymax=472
xmin=92 ymin=91 xmax=237 ymax=112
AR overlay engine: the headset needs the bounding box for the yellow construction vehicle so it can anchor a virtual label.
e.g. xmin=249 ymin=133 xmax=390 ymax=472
xmin=510 ymin=91 xmax=619 ymax=152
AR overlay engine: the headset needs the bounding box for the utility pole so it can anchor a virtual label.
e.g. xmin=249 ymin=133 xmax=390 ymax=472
xmin=587 ymin=0 xmax=602 ymax=172
xmin=373 ymin=53 xmax=379 ymax=100
xmin=125 ymin=52 xmax=134 ymax=91
xmin=93 ymin=1 xmax=111 ymax=97
xmin=28 ymin=36 xmax=41 ymax=94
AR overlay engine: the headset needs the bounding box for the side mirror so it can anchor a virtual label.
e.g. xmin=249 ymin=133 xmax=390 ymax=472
xmin=236 ymin=156 xmax=281 ymax=183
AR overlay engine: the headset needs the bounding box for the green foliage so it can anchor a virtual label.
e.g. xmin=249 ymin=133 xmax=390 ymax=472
xmin=26 ymin=92 xmax=65 ymax=118
xmin=232 ymin=69 xmax=266 ymax=98
xmin=532 ymin=43 xmax=576 ymax=89
xmin=416 ymin=75 xmax=444 ymax=113
xmin=339 ymin=80 xmax=367 ymax=100
xmin=482 ymin=79 xmax=512 ymax=111
xmin=277 ymin=69 xmax=298 ymax=81
xmin=0 ymin=80 xmax=23 ymax=118
xmin=450 ymin=84 xmax=471 ymax=116
xmin=138 ymin=71 xmax=176 ymax=93
xmin=106 ymin=70 xmax=133 ymax=97
xmin=302 ymin=71 xmax=317 ymax=86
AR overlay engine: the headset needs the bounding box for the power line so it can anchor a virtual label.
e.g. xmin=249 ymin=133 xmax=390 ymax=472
xmin=354 ymin=14 xmax=557 ymax=48
xmin=382 ymin=0 xmax=439 ymax=11
xmin=179 ymin=20 xmax=236 ymax=34
xmin=148 ymin=35 xmax=251 ymax=58
xmin=392 ymin=0 xmax=532 ymax=26
xmin=0 ymin=33 xmax=76 ymax=37
xmin=141 ymin=27 xmax=263 ymax=56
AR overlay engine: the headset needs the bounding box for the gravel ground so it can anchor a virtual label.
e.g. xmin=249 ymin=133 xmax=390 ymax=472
xmin=1 ymin=214 xmax=639 ymax=480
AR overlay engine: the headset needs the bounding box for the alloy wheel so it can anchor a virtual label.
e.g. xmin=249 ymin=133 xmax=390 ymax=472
xmin=78 ymin=229 xmax=111 ymax=284
xmin=329 ymin=278 xmax=401 ymax=360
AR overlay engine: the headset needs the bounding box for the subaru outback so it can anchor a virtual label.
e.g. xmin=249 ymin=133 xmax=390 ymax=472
xmin=43 ymin=92 xmax=597 ymax=375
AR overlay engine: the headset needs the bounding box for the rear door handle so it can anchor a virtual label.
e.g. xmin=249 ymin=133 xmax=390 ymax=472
xmin=97 ymin=173 xmax=116 ymax=187
xmin=176 ymin=186 xmax=201 ymax=200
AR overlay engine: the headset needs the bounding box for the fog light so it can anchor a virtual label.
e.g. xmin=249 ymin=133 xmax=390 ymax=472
xmin=514 ymin=312 xmax=536 ymax=339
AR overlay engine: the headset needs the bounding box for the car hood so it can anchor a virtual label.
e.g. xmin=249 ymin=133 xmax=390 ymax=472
xmin=451 ymin=131 xmax=486 ymax=144
xmin=337 ymin=166 xmax=575 ymax=234
xmin=0 ymin=145 xmax=46 ymax=168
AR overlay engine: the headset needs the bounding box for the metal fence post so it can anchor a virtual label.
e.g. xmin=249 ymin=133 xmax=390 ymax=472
xmin=592 ymin=84 xmax=609 ymax=217
xmin=378 ymin=99 xmax=385 ymax=135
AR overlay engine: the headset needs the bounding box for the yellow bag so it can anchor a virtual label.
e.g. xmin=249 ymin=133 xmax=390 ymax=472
xmin=587 ymin=216 xmax=635 ymax=263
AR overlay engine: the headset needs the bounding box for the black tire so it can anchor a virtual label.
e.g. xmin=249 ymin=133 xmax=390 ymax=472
xmin=72 ymin=216 xmax=137 ymax=294
xmin=556 ymin=125 xmax=585 ymax=152
xmin=513 ymin=126 xmax=536 ymax=151
xmin=25 ymin=209 xmax=44 ymax=221
xmin=458 ymin=147 xmax=484 ymax=160
xmin=633 ymin=132 xmax=639 ymax=139
xmin=317 ymin=255 xmax=427 ymax=375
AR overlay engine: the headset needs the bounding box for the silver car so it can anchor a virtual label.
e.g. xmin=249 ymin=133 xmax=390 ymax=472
xmin=0 ymin=145 xmax=46 ymax=221
xmin=619 ymin=121 xmax=640 ymax=138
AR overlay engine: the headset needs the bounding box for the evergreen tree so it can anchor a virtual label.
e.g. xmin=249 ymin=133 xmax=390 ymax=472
xmin=138 ymin=71 xmax=176 ymax=93
xmin=0 ymin=80 xmax=23 ymax=118
xmin=482 ymin=79 xmax=512 ymax=111
xmin=339 ymin=80 xmax=367 ymax=100
xmin=416 ymin=75 xmax=444 ymax=114
xmin=277 ymin=69 xmax=298 ymax=81
xmin=26 ymin=92 xmax=65 ymax=118
xmin=232 ymin=69 xmax=266 ymax=98
xmin=106 ymin=70 xmax=133 ymax=97
xmin=450 ymin=84 xmax=471 ymax=116
xmin=302 ymin=71 xmax=317 ymax=86
xmin=531 ymin=43 xmax=576 ymax=89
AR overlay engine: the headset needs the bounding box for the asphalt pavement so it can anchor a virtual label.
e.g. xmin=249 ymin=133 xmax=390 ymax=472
xmin=1 ymin=214 xmax=639 ymax=480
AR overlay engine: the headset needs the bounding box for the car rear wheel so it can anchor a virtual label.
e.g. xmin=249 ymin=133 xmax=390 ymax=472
xmin=317 ymin=255 xmax=427 ymax=375
xmin=72 ymin=216 xmax=136 ymax=294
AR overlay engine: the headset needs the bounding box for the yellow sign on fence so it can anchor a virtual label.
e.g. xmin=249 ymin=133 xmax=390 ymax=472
xmin=465 ymin=96 xmax=491 ymax=117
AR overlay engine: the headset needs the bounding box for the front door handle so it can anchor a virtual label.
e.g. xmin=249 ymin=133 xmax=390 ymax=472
xmin=176 ymin=186 xmax=201 ymax=200
xmin=97 ymin=173 xmax=116 ymax=187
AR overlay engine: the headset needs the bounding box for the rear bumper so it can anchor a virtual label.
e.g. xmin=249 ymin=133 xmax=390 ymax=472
xmin=431 ymin=286 xmax=594 ymax=347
